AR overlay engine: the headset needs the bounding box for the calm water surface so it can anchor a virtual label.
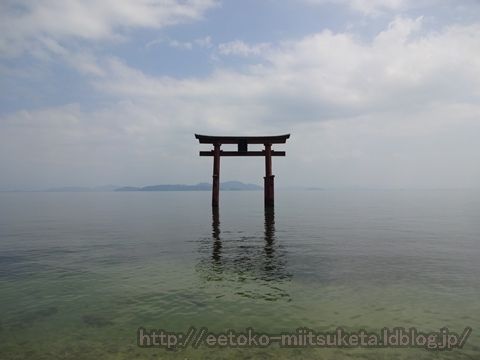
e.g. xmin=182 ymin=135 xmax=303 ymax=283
xmin=0 ymin=190 xmax=479 ymax=359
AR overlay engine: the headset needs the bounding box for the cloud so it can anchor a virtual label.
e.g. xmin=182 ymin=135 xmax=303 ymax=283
xmin=217 ymin=40 xmax=270 ymax=57
xmin=163 ymin=39 xmax=194 ymax=50
xmin=146 ymin=35 xmax=213 ymax=50
xmin=1 ymin=16 xmax=480 ymax=188
xmin=304 ymin=0 xmax=443 ymax=15
xmin=93 ymin=17 xmax=480 ymax=123
xmin=195 ymin=36 xmax=213 ymax=48
xmin=0 ymin=102 xmax=209 ymax=188
xmin=0 ymin=0 xmax=217 ymax=56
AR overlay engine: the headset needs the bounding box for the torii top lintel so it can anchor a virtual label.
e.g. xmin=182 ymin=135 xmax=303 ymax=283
xmin=195 ymin=134 xmax=290 ymax=144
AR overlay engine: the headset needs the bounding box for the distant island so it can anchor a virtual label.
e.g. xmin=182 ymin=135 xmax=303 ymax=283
xmin=115 ymin=181 xmax=262 ymax=192
xmin=35 ymin=181 xmax=262 ymax=192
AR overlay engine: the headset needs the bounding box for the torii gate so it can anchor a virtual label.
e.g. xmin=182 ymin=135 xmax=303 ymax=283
xmin=195 ymin=134 xmax=290 ymax=207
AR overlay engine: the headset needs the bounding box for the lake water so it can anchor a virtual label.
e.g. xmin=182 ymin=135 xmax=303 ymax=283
xmin=0 ymin=190 xmax=479 ymax=359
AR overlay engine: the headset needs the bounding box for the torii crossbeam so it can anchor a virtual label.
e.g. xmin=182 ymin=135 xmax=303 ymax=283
xmin=195 ymin=134 xmax=290 ymax=207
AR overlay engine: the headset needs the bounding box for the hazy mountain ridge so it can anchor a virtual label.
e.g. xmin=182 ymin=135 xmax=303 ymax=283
xmin=115 ymin=181 xmax=262 ymax=192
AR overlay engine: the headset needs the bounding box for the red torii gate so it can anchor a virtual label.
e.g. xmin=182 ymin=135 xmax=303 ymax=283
xmin=195 ymin=134 xmax=290 ymax=207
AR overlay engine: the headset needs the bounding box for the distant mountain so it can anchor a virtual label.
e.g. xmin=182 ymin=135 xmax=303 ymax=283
xmin=115 ymin=181 xmax=262 ymax=192
xmin=119 ymin=183 xmax=211 ymax=192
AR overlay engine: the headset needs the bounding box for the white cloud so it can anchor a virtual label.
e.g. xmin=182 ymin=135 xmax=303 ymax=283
xmin=94 ymin=17 xmax=480 ymax=121
xmin=217 ymin=40 xmax=270 ymax=57
xmin=304 ymin=0 xmax=442 ymax=15
xmin=167 ymin=39 xmax=194 ymax=50
xmin=195 ymin=36 xmax=213 ymax=48
xmin=146 ymin=35 xmax=212 ymax=50
xmin=0 ymin=102 xmax=206 ymax=188
xmin=0 ymin=0 xmax=217 ymax=56
xmin=2 ymin=16 xmax=480 ymax=188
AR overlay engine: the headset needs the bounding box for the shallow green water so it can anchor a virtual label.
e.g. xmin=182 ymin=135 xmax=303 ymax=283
xmin=0 ymin=190 xmax=479 ymax=359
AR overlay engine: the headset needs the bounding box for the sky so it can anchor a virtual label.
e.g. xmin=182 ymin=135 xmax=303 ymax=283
xmin=1 ymin=0 xmax=480 ymax=190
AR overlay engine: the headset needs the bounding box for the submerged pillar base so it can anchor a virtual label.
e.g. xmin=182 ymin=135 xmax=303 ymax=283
xmin=264 ymin=175 xmax=275 ymax=207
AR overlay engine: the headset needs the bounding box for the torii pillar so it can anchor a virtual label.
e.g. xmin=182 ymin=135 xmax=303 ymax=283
xmin=264 ymin=143 xmax=274 ymax=207
xmin=212 ymin=143 xmax=220 ymax=207
xmin=195 ymin=134 xmax=290 ymax=208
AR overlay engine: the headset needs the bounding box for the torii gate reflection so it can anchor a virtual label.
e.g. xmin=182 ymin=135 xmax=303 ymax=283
xmin=207 ymin=207 xmax=291 ymax=289
xmin=195 ymin=134 xmax=290 ymax=207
